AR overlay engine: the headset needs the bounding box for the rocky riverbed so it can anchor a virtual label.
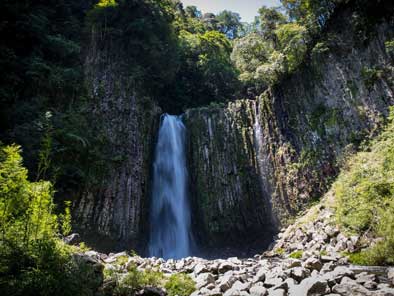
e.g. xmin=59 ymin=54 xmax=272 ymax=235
xmin=68 ymin=194 xmax=394 ymax=296
xmin=77 ymin=249 xmax=393 ymax=296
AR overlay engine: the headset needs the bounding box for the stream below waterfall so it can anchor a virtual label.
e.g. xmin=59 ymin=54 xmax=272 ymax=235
xmin=148 ymin=114 xmax=193 ymax=259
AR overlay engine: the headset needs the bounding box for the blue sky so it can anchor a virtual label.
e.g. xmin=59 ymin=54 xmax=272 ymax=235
xmin=181 ymin=0 xmax=282 ymax=23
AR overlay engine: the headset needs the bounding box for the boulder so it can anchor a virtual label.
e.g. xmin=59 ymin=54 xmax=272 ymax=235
xmin=195 ymin=263 xmax=209 ymax=275
xmin=232 ymin=280 xmax=250 ymax=291
xmin=355 ymin=272 xmax=377 ymax=284
xmin=218 ymin=273 xmax=237 ymax=292
xmin=388 ymin=268 xmax=394 ymax=286
xmin=264 ymin=277 xmax=283 ymax=288
xmin=268 ymin=288 xmax=286 ymax=296
xmin=285 ymin=267 xmax=310 ymax=282
xmin=63 ymin=233 xmax=81 ymax=245
xmin=253 ymin=268 xmax=266 ymax=283
xmin=303 ymin=257 xmax=323 ymax=271
xmin=249 ymin=285 xmax=268 ymax=296
xmin=196 ymin=273 xmax=215 ymax=289
xmin=332 ymin=276 xmax=370 ymax=295
xmin=219 ymin=262 xmax=236 ymax=273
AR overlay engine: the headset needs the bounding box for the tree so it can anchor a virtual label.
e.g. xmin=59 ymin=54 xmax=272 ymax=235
xmin=275 ymin=23 xmax=308 ymax=72
xmin=185 ymin=5 xmax=201 ymax=18
xmin=216 ymin=10 xmax=243 ymax=39
xmin=202 ymin=12 xmax=219 ymax=31
xmin=280 ymin=0 xmax=336 ymax=30
xmin=258 ymin=6 xmax=287 ymax=41
xmin=231 ymin=33 xmax=274 ymax=86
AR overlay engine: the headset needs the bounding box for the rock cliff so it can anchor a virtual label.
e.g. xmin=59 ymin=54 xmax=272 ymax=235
xmin=73 ymin=25 xmax=160 ymax=251
xmin=185 ymin=7 xmax=394 ymax=255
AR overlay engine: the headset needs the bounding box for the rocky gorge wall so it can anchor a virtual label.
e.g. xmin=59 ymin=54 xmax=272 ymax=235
xmin=185 ymin=8 xmax=394 ymax=255
xmin=72 ymin=25 xmax=161 ymax=252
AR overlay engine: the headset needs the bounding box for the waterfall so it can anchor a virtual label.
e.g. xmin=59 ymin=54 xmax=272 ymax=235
xmin=149 ymin=114 xmax=192 ymax=259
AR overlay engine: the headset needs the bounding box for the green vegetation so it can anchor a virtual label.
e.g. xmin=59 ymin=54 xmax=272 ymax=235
xmin=106 ymin=264 xmax=195 ymax=296
xmin=275 ymin=247 xmax=285 ymax=255
xmin=334 ymin=108 xmax=394 ymax=265
xmin=361 ymin=67 xmax=384 ymax=90
xmin=165 ymin=273 xmax=197 ymax=296
xmin=289 ymin=250 xmax=303 ymax=259
xmin=0 ymin=145 xmax=101 ymax=296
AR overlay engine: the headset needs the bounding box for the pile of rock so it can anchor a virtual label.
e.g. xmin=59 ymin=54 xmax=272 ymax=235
xmin=66 ymin=197 xmax=393 ymax=296
xmin=267 ymin=199 xmax=369 ymax=260
xmin=79 ymin=249 xmax=394 ymax=296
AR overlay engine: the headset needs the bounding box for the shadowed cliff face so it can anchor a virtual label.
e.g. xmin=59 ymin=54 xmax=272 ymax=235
xmin=72 ymin=26 xmax=161 ymax=252
xmin=185 ymin=9 xmax=394 ymax=256
xmin=72 ymin=4 xmax=393 ymax=256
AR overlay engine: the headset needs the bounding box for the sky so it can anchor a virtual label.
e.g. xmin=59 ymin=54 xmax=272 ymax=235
xmin=181 ymin=0 xmax=282 ymax=23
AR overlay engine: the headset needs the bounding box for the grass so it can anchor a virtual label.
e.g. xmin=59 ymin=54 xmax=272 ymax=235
xmin=289 ymin=250 xmax=303 ymax=259
xmin=334 ymin=107 xmax=394 ymax=265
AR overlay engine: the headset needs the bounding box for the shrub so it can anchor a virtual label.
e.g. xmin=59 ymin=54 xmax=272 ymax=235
xmin=165 ymin=273 xmax=196 ymax=296
xmin=0 ymin=145 xmax=101 ymax=295
xmin=334 ymin=108 xmax=394 ymax=265
xmin=115 ymin=265 xmax=165 ymax=295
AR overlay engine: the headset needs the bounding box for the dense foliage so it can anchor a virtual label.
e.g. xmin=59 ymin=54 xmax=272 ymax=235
xmin=104 ymin=261 xmax=195 ymax=296
xmin=334 ymin=109 xmax=394 ymax=265
xmin=4 ymin=0 xmax=378 ymax=186
xmin=0 ymin=145 xmax=100 ymax=296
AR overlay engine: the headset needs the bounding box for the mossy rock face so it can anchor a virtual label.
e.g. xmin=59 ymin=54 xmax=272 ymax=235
xmin=72 ymin=25 xmax=161 ymax=253
xmin=184 ymin=12 xmax=394 ymax=255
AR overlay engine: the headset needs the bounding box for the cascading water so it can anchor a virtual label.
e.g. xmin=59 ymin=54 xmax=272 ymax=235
xmin=149 ymin=114 xmax=193 ymax=259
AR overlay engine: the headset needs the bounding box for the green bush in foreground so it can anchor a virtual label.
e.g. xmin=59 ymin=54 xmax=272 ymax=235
xmin=110 ymin=266 xmax=195 ymax=296
xmin=334 ymin=108 xmax=394 ymax=265
xmin=0 ymin=145 xmax=100 ymax=296
xmin=165 ymin=273 xmax=196 ymax=296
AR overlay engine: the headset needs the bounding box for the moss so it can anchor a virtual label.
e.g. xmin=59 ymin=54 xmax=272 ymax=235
xmin=289 ymin=250 xmax=303 ymax=259
xmin=319 ymin=250 xmax=328 ymax=256
xmin=275 ymin=247 xmax=285 ymax=255
xmin=361 ymin=66 xmax=383 ymax=90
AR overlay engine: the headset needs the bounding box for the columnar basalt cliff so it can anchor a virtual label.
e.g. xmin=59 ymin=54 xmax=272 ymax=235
xmin=73 ymin=26 xmax=160 ymax=251
xmin=71 ymin=4 xmax=394 ymax=256
xmin=185 ymin=8 xmax=394 ymax=253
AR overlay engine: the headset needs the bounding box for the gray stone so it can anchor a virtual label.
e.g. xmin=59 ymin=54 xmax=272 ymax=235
xmin=355 ymin=272 xmax=377 ymax=284
xmin=218 ymin=274 xmax=237 ymax=292
xmin=195 ymin=263 xmax=209 ymax=275
xmin=388 ymin=268 xmax=394 ymax=286
xmin=63 ymin=233 xmax=81 ymax=245
xmin=232 ymin=280 xmax=250 ymax=291
xmin=301 ymin=277 xmax=330 ymax=296
xmin=264 ymin=277 xmax=283 ymax=288
xmin=332 ymin=276 xmax=370 ymax=295
xmin=268 ymin=288 xmax=286 ymax=296
xmin=196 ymin=273 xmax=215 ymax=289
xmin=224 ymin=288 xmax=250 ymax=296
xmin=253 ymin=268 xmax=266 ymax=283
xmin=219 ymin=262 xmax=235 ymax=273
xmin=286 ymin=267 xmax=310 ymax=282
xmin=249 ymin=285 xmax=268 ymax=296
xmin=363 ymin=280 xmax=377 ymax=289
xmin=322 ymin=266 xmax=355 ymax=284
xmin=303 ymin=257 xmax=323 ymax=271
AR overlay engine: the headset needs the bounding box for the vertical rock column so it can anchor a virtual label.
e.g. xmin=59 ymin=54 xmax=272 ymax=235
xmin=73 ymin=26 xmax=161 ymax=251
